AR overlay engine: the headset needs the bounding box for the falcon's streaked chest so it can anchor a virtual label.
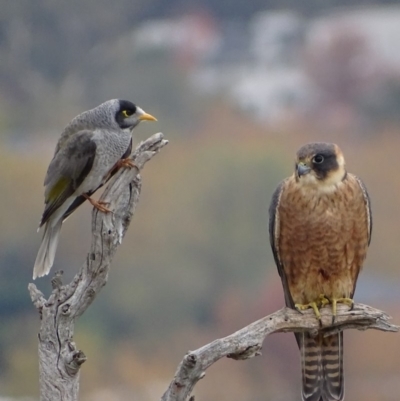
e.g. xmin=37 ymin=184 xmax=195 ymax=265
xmin=277 ymin=174 xmax=369 ymax=303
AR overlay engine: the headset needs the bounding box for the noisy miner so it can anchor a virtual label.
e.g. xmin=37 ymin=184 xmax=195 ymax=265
xmin=33 ymin=99 xmax=157 ymax=279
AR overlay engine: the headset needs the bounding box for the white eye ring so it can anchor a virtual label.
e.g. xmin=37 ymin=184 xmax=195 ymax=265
xmin=313 ymin=155 xmax=324 ymax=164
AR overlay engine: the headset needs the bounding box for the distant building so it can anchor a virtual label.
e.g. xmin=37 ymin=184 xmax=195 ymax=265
xmin=307 ymin=6 xmax=400 ymax=70
xmin=228 ymin=68 xmax=311 ymax=122
xmin=191 ymin=11 xmax=309 ymax=123
xmin=131 ymin=13 xmax=220 ymax=67
xmin=250 ymin=10 xmax=305 ymax=67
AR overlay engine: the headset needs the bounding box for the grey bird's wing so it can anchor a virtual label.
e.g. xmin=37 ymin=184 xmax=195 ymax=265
xmin=40 ymin=130 xmax=97 ymax=226
xmin=61 ymin=137 xmax=133 ymax=222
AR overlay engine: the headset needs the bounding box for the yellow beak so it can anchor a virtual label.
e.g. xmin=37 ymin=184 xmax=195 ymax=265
xmin=138 ymin=112 xmax=157 ymax=122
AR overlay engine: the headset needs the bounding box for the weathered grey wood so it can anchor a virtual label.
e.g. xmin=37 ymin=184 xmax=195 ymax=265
xmin=28 ymin=132 xmax=168 ymax=401
xmin=161 ymin=303 xmax=399 ymax=401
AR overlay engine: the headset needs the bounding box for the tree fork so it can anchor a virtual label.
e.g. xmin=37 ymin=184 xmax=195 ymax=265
xmin=29 ymin=132 xmax=168 ymax=401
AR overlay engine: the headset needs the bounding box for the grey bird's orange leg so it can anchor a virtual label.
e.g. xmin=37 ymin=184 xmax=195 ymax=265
xmin=115 ymin=158 xmax=138 ymax=170
xmin=82 ymin=194 xmax=112 ymax=213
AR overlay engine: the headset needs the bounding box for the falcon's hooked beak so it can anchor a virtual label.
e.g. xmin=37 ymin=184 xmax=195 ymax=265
xmin=297 ymin=162 xmax=311 ymax=177
xmin=137 ymin=107 xmax=157 ymax=122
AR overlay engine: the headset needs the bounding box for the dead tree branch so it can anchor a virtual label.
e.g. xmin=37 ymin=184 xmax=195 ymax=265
xmin=161 ymin=303 xmax=399 ymax=401
xmin=28 ymin=132 xmax=168 ymax=401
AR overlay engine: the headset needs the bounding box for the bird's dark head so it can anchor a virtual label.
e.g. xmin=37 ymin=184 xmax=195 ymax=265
xmin=115 ymin=99 xmax=157 ymax=130
xmin=294 ymin=142 xmax=346 ymax=190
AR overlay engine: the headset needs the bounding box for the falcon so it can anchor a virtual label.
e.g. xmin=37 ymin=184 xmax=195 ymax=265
xmin=33 ymin=99 xmax=157 ymax=279
xmin=269 ymin=142 xmax=372 ymax=401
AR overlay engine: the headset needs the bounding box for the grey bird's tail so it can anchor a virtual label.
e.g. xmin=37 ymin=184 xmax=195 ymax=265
xmin=300 ymin=332 xmax=344 ymax=401
xmin=33 ymin=219 xmax=63 ymax=279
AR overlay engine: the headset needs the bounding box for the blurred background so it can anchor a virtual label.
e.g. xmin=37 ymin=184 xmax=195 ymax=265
xmin=1 ymin=0 xmax=400 ymax=400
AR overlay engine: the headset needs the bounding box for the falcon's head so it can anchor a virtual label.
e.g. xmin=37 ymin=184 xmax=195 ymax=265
xmin=294 ymin=142 xmax=346 ymax=191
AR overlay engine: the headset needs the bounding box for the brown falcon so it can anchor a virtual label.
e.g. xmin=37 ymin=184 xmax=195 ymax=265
xmin=269 ymin=142 xmax=372 ymax=401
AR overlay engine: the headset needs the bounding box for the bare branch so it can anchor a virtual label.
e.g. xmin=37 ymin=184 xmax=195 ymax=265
xmin=29 ymin=132 xmax=168 ymax=401
xmin=161 ymin=303 xmax=398 ymax=401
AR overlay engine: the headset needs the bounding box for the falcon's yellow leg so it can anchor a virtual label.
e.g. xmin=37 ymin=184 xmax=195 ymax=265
xmin=295 ymin=301 xmax=322 ymax=320
xmin=318 ymin=294 xmax=330 ymax=307
xmin=331 ymin=297 xmax=354 ymax=323
xmin=295 ymin=294 xmax=331 ymax=321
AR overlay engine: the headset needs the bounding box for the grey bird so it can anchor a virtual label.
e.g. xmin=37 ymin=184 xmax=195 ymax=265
xmin=33 ymin=99 xmax=157 ymax=279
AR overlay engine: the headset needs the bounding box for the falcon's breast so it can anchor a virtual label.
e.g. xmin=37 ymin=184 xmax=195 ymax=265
xmin=276 ymin=173 xmax=370 ymax=305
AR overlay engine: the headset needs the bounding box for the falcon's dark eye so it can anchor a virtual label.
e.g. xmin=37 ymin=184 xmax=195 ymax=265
xmin=122 ymin=109 xmax=134 ymax=118
xmin=312 ymin=154 xmax=324 ymax=164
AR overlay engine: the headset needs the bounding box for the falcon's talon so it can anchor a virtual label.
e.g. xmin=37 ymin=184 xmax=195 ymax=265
xmin=329 ymin=297 xmax=354 ymax=324
xmin=295 ymin=294 xmax=332 ymax=321
xmin=318 ymin=294 xmax=331 ymax=307
xmin=295 ymin=302 xmax=322 ymax=321
xmin=331 ymin=297 xmax=354 ymax=316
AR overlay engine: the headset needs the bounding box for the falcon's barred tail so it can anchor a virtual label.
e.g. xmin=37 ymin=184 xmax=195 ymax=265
xmin=321 ymin=332 xmax=344 ymax=401
xmin=300 ymin=333 xmax=323 ymax=401
xmin=300 ymin=332 xmax=344 ymax=401
xmin=33 ymin=219 xmax=63 ymax=279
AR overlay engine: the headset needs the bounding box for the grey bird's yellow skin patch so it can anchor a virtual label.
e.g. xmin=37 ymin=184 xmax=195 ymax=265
xmin=269 ymin=142 xmax=372 ymax=401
